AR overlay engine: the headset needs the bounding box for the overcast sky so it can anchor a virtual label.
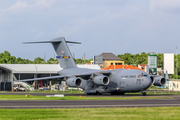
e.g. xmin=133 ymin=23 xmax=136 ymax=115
xmin=0 ymin=0 xmax=180 ymax=60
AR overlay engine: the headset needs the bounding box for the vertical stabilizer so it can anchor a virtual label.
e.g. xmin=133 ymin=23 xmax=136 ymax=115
xmin=23 ymin=37 xmax=81 ymax=69
xmin=52 ymin=37 xmax=78 ymax=69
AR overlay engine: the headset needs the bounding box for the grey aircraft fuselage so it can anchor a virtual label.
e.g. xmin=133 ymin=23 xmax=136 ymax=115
xmin=58 ymin=68 xmax=152 ymax=94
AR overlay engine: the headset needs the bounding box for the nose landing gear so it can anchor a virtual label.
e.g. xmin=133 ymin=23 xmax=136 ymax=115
xmin=141 ymin=91 xmax=146 ymax=96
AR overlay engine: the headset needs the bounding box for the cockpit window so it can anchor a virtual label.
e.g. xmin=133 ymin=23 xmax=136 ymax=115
xmin=143 ymin=74 xmax=147 ymax=77
xmin=138 ymin=74 xmax=143 ymax=78
xmin=138 ymin=74 xmax=148 ymax=78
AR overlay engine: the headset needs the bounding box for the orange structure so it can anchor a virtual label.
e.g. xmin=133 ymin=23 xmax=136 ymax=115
xmin=102 ymin=65 xmax=142 ymax=71
xmin=134 ymin=66 xmax=142 ymax=70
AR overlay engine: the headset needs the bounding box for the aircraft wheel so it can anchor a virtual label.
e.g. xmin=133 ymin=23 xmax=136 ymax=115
xmin=95 ymin=92 xmax=102 ymax=95
xmin=111 ymin=92 xmax=118 ymax=95
xmin=141 ymin=92 xmax=146 ymax=96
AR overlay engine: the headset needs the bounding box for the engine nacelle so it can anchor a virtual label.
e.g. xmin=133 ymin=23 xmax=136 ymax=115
xmin=67 ymin=77 xmax=82 ymax=87
xmin=150 ymin=76 xmax=155 ymax=84
xmin=94 ymin=75 xmax=109 ymax=86
xmin=154 ymin=76 xmax=166 ymax=86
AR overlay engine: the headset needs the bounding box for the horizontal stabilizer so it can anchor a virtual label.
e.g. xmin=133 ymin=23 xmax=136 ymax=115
xmin=23 ymin=41 xmax=62 ymax=44
xmin=23 ymin=37 xmax=81 ymax=44
xmin=23 ymin=41 xmax=81 ymax=44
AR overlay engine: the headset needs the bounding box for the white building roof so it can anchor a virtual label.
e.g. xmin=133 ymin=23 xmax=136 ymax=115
xmin=0 ymin=64 xmax=100 ymax=74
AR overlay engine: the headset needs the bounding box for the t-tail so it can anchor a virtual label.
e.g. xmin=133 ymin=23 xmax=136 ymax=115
xmin=23 ymin=37 xmax=81 ymax=69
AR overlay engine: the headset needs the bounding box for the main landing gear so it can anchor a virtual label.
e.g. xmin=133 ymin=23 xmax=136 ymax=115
xmin=87 ymin=92 xmax=102 ymax=95
xmin=141 ymin=91 xmax=146 ymax=96
xmin=110 ymin=92 xmax=125 ymax=95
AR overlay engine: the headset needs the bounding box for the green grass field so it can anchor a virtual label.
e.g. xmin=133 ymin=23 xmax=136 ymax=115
xmin=0 ymin=95 xmax=173 ymax=100
xmin=2 ymin=89 xmax=180 ymax=95
xmin=0 ymin=107 xmax=180 ymax=120
xmin=126 ymin=92 xmax=180 ymax=95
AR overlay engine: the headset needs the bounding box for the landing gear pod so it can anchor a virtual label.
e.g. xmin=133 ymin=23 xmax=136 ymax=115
xmin=154 ymin=76 xmax=166 ymax=86
xmin=67 ymin=77 xmax=82 ymax=87
xmin=94 ymin=75 xmax=109 ymax=86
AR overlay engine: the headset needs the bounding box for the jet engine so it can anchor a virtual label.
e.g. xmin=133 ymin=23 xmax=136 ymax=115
xmin=94 ymin=75 xmax=109 ymax=86
xmin=153 ymin=76 xmax=166 ymax=86
xmin=150 ymin=76 xmax=155 ymax=84
xmin=67 ymin=77 xmax=82 ymax=87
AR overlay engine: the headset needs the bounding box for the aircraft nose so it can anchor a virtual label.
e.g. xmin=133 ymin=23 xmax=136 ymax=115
xmin=142 ymin=76 xmax=152 ymax=90
xmin=146 ymin=76 xmax=152 ymax=86
xmin=142 ymin=77 xmax=152 ymax=90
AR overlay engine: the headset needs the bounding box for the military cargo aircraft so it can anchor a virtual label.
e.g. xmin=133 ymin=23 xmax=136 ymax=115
xmin=21 ymin=37 xmax=166 ymax=96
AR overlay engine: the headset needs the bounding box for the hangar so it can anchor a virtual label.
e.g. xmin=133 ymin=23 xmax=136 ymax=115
xmin=0 ymin=64 xmax=100 ymax=90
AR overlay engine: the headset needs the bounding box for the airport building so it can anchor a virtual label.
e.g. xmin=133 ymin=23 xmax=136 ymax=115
xmin=0 ymin=64 xmax=100 ymax=91
xmin=169 ymin=79 xmax=180 ymax=91
xmin=94 ymin=53 xmax=124 ymax=69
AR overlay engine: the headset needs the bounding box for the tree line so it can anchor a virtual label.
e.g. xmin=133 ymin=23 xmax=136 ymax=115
xmin=0 ymin=51 xmax=92 ymax=64
xmin=118 ymin=52 xmax=180 ymax=78
xmin=117 ymin=52 xmax=163 ymax=68
xmin=1 ymin=51 xmax=180 ymax=77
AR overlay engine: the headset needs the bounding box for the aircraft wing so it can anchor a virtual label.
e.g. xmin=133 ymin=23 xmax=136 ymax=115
xmin=17 ymin=75 xmax=65 ymax=82
xmin=18 ymin=70 xmax=111 ymax=82
xmin=97 ymin=70 xmax=111 ymax=76
xmin=75 ymin=71 xmax=111 ymax=79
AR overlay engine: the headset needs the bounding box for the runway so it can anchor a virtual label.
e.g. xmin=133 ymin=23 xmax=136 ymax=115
xmin=0 ymin=98 xmax=180 ymax=109
xmin=0 ymin=93 xmax=180 ymax=109
xmin=0 ymin=96 xmax=180 ymax=108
